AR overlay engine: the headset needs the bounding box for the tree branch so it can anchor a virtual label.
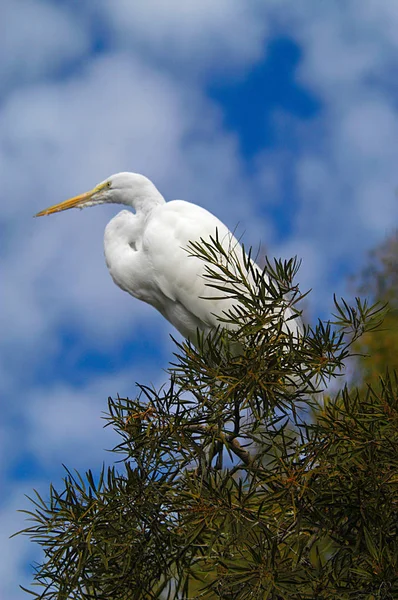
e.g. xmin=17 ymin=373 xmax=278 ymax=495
xmin=226 ymin=435 xmax=253 ymax=466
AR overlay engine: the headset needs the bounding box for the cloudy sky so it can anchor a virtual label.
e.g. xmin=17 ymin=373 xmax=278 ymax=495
xmin=2 ymin=0 xmax=398 ymax=596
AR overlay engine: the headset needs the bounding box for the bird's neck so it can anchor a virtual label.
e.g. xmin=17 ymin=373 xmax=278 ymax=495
xmin=125 ymin=181 xmax=165 ymax=215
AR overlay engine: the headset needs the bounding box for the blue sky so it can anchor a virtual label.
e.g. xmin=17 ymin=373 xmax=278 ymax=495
xmin=2 ymin=1 xmax=398 ymax=596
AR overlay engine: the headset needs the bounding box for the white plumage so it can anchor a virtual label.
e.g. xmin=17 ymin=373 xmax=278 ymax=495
xmin=36 ymin=172 xmax=301 ymax=342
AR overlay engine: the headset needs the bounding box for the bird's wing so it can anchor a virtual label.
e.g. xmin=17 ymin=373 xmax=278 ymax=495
xmin=142 ymin=200 xmax=302 ymax=340
xmin=142 ymin=200 xmax=242 ymax=333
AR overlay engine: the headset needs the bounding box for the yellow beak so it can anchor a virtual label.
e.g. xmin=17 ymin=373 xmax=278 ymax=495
xmin=34 ymin=189 xmax=96 ymax=217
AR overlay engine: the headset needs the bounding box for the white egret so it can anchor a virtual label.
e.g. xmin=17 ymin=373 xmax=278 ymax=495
xmin=35 ymin=172 xmax=301 ymax=341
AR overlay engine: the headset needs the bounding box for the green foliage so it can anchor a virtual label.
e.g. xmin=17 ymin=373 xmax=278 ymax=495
xmin=353 ymin=231 xmax=398 ymax=387
xmin=16 ymin=238 xmax=396 ymax=599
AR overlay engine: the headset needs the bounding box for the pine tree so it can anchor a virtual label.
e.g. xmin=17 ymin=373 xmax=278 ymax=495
xmin=16 ymin=238 xmax=397 ymax=599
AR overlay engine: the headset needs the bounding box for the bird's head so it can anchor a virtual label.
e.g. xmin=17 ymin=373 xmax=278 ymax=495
xmin=35 ymin=172 xmax=163 ymax=217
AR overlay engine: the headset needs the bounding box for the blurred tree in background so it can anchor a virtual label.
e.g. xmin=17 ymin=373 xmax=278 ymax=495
xmin=353 ymin=231 xmax=398 ymax=388
xmin=17 ymin=237 xmax=397 ymax=599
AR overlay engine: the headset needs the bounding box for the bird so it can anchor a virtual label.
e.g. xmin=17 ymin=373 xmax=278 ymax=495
xmin=35 ymin=172 xmax=302 ymax=343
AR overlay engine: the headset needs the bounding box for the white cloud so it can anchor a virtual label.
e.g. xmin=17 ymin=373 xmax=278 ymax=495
xmin=0 ymin=488 xmax=39 ymax=600
xmin=25 ymin=372 xmax=140 ymax=467
xmin=255 ymin=0 xmax=398 ymax=315
xmin=91 ymin=0 xmax=268 ymax=76
xmin=0 ymin=0 xmax=90 ymax=90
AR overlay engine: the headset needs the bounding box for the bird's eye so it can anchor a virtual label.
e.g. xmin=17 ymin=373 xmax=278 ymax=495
xmin=107 ymin=181 xmax=112 ymax=188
